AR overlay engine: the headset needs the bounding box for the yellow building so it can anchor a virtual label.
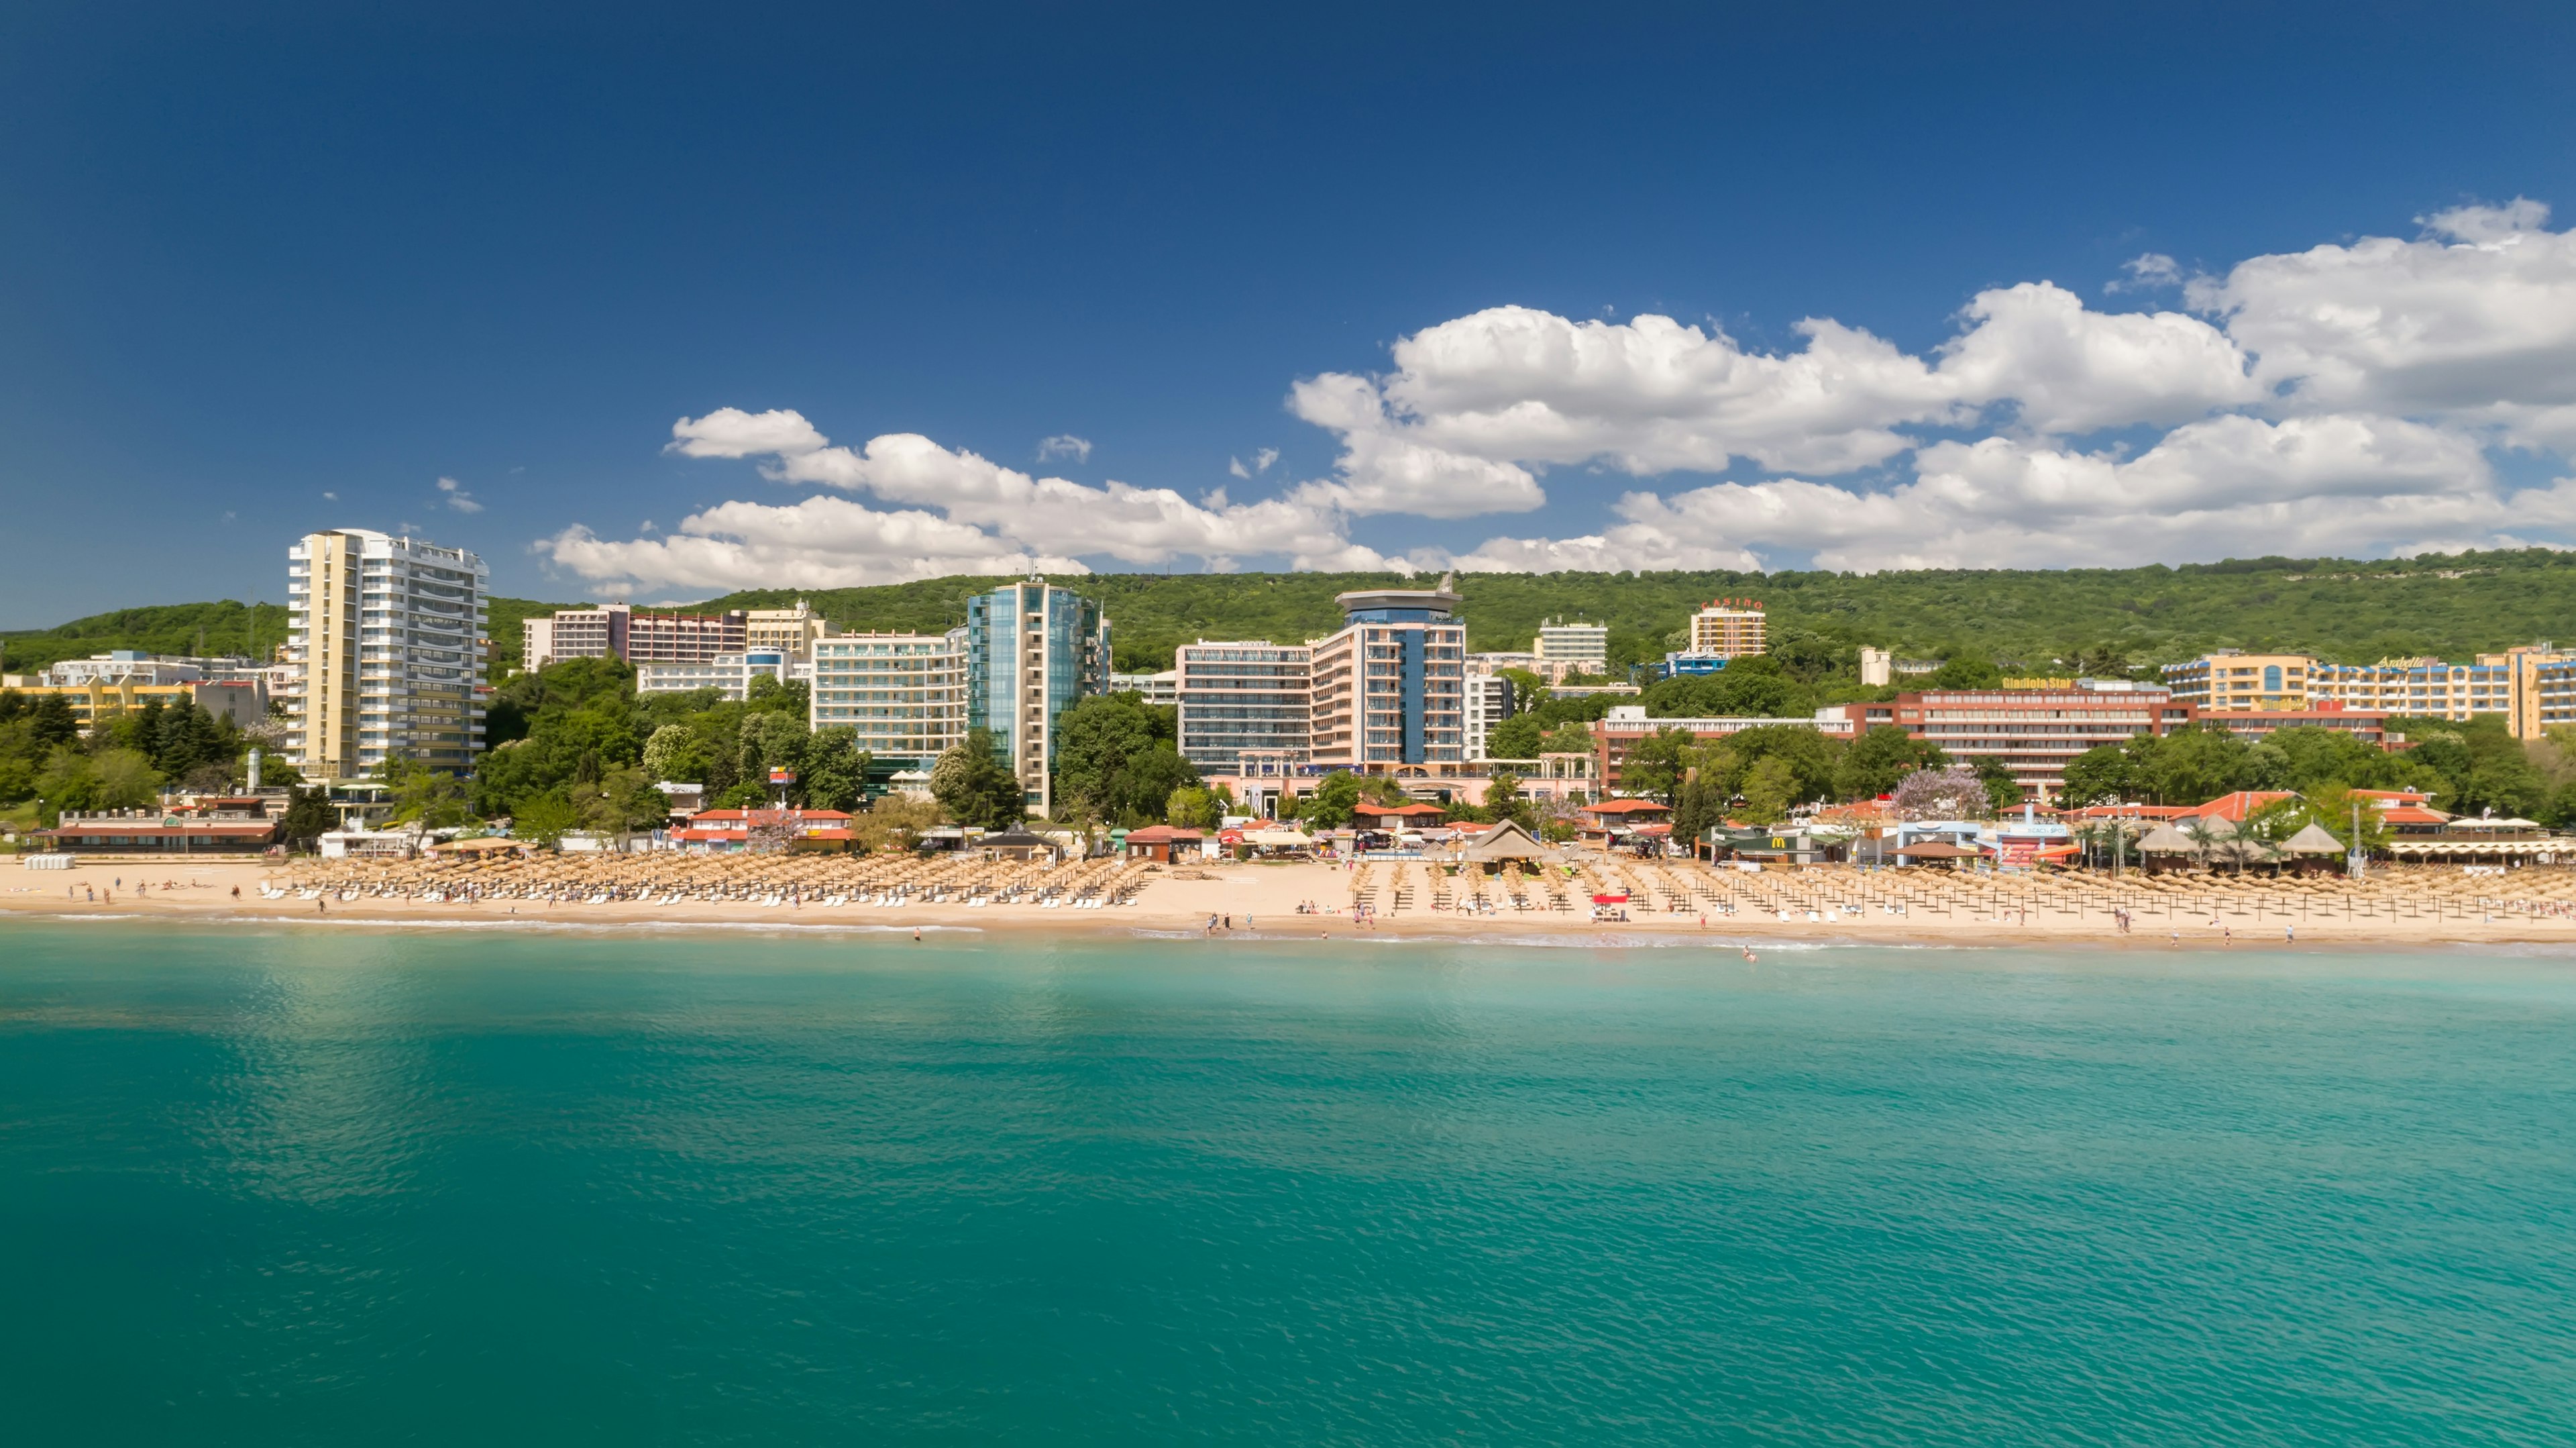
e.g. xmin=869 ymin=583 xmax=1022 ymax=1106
xmin=2159 ymin=652 xmax=2314 ymax=709
xmin=1689 ymin=598 xmax=1766 ymax=658
xmin=745 ymin=600 xmax=838 ymax=659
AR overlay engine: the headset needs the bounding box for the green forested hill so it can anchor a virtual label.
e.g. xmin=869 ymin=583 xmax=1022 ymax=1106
xmin=684 ymin=547 xmax=2576 ymax=673
xmin=0 ymin=601 xmax=292 ymax=675
xmin=12 ymin=547 xmax=2576 ymax=677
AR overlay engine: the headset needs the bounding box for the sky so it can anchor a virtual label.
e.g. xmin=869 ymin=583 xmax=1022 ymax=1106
xmin=5 ymin=1 xmax=2576 ymax=624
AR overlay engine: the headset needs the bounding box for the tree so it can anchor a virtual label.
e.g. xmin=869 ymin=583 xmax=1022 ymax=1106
xmin=1165 ymin=784 xmax=1222 ymax=829
xmin=855 ymin=795 xmax=945 ymax=852
xmin=1485 ymin=714 xmax=1546 ymax=759
xmin=1480 ymin=768 xmax=1529 ymax=827
xmin=279 ymin=786 xmax=337 ymax=849
xmin=802 ymin=727 xmax=869 ymax=813
xmin=642 ymin=723 xmax=710 ymax=783
xmin=1048 ymin=694 xmax=1202 ymax=824
xmin=1737 ymin=756 xmax=1796 ymax=825
xmin=380 ymin=758 xmax=474 ymax=829
xmin=1891 ymin=765 xmax=1988 ymax=821
xmin=1538 ymin=721 xmax=1595 ymax=754
xmin=931 ymin=729 xmax=1024 ymax=829
xmin=513 ymin=790 xmax=584 ymax=848
xmin=1925 ymin=650 xmax=2004 ymax=689
xmin=1619 ymin=727 xmax=1698 ymax=803
xmin=1833 ymin=725 xmax=1947 ymax=801
xmin=2060 ymin=742 xmax=2142 ymax=807
xmin=1301 ymin=770 xmax=1365 ymax=829
xmin=570 ymin=765 xmax=664 ymax=842
xmin=28 ymin=692 xmax=80 ymax=754
xmin=1964 ymin=755 xmax=2022 ymax=812
xmin=1122 ymin=746 xmax=1201 ymax=823
xmin=736 ymin=711 xmax=810 ymax=796
xmin=1670 ymin=774 xmax=1727 ymax=851
xmin=2143 ymin=725 xmax=2252 ymax=807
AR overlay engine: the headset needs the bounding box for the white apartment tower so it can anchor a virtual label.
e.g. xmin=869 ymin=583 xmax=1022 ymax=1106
xmin=284 ymin=529 xmax=488 ymax=780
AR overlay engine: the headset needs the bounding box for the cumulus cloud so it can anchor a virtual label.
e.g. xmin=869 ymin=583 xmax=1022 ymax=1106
xmin=1936 ymin=282 xmax=2259 ymax=432
xmin=1038 ymin=433 xmax=1093 ymax=462
xmin=549 ymin=411 xmax=1385 ymax=590
xmin=436 ymin=476 xmax=483 ymax=513
xmin=549 ymin=201 xmax=2576 ymax=585
xmin=2190 ymin=199 xmax=2576 ymax=431
xmin=2106 ymin=252 xmax=2183 ymax=293
xmin=1423 ymin=414 xmax=2551 ymax=574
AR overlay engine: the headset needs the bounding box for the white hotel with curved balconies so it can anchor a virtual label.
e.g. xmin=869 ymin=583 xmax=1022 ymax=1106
xmin=282 ymin=529 xmax=489 ymax=781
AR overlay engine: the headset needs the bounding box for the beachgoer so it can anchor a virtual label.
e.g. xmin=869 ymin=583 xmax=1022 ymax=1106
xmin=317 ymin=898 xmax=325 ymax=914
xmin=2285 ymin=925 xmax=2294 ymax=944
xmin=912 ymin=927 xmax=920 ymax=941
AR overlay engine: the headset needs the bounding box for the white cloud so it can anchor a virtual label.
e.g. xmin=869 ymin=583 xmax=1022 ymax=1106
xmin=549 ymin=202 xmax=2576 ymax=588
xmin=546 ymin=497 xmax=1087 ymax=592
xmin=1038 ymin=433 xmax=1093 ymax=462
xmin=2191 ymin=200 xmax=2576 ymax=432
xmin=436 ymin=476 xmax=484 ymax=513
xmin=1432 ymin=413 xmax=2544 ymax=574
xmin=2106 ymin=252 xmax=2184 ymax=293
xmin=1936 ymin=282 xmax=2259 ymax=432
xmin=322 ymin=490 xmax=337 ymax=501
xmin=549 ymin=411 xmax=1385 ymax=592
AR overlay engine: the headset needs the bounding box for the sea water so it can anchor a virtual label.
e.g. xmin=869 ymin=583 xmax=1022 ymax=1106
xmin=1 ymin=922 xmax=2570 ymax=1445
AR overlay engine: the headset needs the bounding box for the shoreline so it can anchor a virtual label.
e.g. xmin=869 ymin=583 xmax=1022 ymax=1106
xmin=7 ymin=857 xmax=2575 ymax=950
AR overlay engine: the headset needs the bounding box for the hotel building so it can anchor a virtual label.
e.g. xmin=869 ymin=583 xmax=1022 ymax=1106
xmin=522 ymin=603 xmax=749 ymax=670
xmin=1174 ymin=642 xmax=1311 ymax=772
xmin=1591 ymin=704 xmax=1858 ymax=794
xmin=1689 ymin=598 xmax=1767 ymax=657
xmin=1534 ymin=619 xmax=1609 ymax=675
xmin=966 ymin=580 xmax=1112 ymax=817
xmin=284 ymin=528 xmax=488 ymax=780
xmin=1463 ymin=672 xmax=1516 ymax=759
xmin=1110 ymin=669 xmax=1181 ymax=706
xmin=2163 ymin=645 xmax=2576 ymax=737
xmin=808 ymin=631 xmax=967 ymax=765
xmin=1845 ymin=683 xmax=2196 ymax=802
xmin=637 ymin=649 xmax=810 ymax=703
xmin=744 ymin=601 xmax=837 ymax=659
xmin=1305 ymin=581 xmax=1466 ymax=775
xmin=2159 ymin=652 xmax=2313 ymax=710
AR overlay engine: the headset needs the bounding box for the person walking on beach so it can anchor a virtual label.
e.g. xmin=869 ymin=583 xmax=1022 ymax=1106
xmin=2285 ymin=924 xmax=2294 ymax=945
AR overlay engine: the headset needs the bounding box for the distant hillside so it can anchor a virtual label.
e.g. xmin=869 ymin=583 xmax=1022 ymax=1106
xmin=13 ymin=547 xmax=2575 ymax=678
xmin=684 ymin=548 xmax=2576 ymax=673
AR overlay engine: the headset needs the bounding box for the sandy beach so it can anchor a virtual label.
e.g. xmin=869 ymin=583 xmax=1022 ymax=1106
xmin=7 ymin=854 xmax=2575 ymax=948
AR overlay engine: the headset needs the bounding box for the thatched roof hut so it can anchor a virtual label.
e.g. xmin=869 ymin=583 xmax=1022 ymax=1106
xmin=1461 ymin=819 xmax=1554 ymax=864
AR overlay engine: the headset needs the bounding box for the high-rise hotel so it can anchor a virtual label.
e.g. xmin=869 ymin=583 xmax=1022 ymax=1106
xmin=283 ymin=529 xmax=488 ymax=780
xmin=966 ymin=580 xmax=1112 ymax=816
xmin=1174 ymin=579 xmax=1466 ymax=778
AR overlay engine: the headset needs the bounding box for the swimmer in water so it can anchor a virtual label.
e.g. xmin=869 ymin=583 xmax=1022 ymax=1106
xmin=1741 ymin=946 xmax=1757 ymax=963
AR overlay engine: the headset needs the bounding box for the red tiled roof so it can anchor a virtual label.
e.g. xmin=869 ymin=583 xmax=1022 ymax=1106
xmin=2377 ymin=807 xmax=2451 ymax=825
xmin=1123 ymin=825 xmax=1203 ymax=842
xmin=1353 ymin=801 xmax=1447 ymax=816
xmin=1579 ymin=798 xmax=1672 ymax=815
xmin=2182 ymin=790 xmax=2301 ymax=823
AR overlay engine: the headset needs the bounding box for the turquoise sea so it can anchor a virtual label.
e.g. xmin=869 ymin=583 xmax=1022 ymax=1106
xmin=1 ymin=922 xmax=2571 ymax=1445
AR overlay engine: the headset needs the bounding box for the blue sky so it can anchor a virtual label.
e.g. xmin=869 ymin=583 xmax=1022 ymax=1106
xmin=5 ymin=1 xmax=2576 ymax=623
